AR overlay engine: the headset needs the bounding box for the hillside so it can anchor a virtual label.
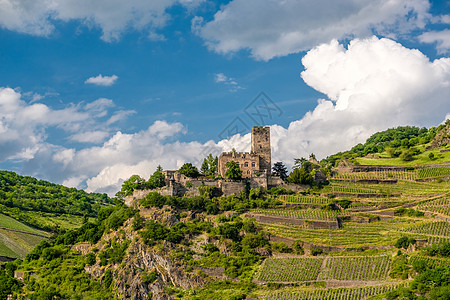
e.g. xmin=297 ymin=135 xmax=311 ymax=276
xmin=1 ymin=123 xmax=450 ymax=299
xmin=0 ymin=171 xmax=114 ymax=259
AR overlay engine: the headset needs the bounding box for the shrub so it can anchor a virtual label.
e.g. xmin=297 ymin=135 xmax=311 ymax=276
xmin=310 ymin=246 xmax=323 ymax=256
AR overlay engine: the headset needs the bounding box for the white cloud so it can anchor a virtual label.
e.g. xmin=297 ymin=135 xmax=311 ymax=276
xmin=214 ymin=73 xmax=243 ymax=92
xmin=85 ymin=74 xmax=118 ymax=86
xmin=193 ymin=0 xmax=430 ymax=60
xmin=2 ymin=37 xmax=450 ymax=197
xmin=270 ymin=37 xmax=450 ymax=163
xmin=79 ymin=37 xmax=449 ymax=195
xmin=419 ymin=29 xmax=450 ymax=54
xmin=70 ymin=131 xmax=110 ymax=143
xmin=0 ymin=88 xmax=133 ymax=161
xmin=214 ymin=73 xmax=228 ymax=83
xmin=0 ymin=0 xmax=207 ymax=42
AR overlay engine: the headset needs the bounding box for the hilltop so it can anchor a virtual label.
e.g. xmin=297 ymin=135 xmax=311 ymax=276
xmin=0 ymin=170 xmax=114 ymax=260
xmin=1 ymin=122 xmax=450 ymax=299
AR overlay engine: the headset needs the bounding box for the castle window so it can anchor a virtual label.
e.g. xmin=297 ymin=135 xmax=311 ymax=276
xmin=244 ymin=162 xmax=248 ymax=167
xmin=247 ymin=170 xmax=250 ymax=174
xmin=251 ymin=162 xmax=255 ymax=167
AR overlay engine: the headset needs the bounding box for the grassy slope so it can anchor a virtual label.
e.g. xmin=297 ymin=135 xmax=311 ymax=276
xmin=0 ymin=214 xmax=50 ymax=259
xmin=356 ymin=145 xmax=450 ymax=166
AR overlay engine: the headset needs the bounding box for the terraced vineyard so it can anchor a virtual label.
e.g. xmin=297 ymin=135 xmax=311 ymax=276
xmin=254 ymin=208 xmax=340 ymax=220
xmin=278 ymin=195 xmax=330 ymax=205
xmin=416 ymin=195 xmax=450 ymax=217
xmin=258 ymin=255 xmax=392 ymax=282
xmin=0 ymin=213 xmax=50 ymax=258
xmin=316 ymin=256 xmax=391 ymax=281
xmin=331 ymin=185 xmax=380 ymax=195
xmin=257 ymin=257 xmax=322 ymax=282
xmin=409 ymin=255 xmax=450 ymax=269
xmin=403 ymin=221 xmax=450 ymax=237
xmin=263 ymin=284 xmax=402 ymax=300
xmin=332 ymin=170 xmax=417 ymax=181
xmin=417 ymin=167 xmax=450 ymax=179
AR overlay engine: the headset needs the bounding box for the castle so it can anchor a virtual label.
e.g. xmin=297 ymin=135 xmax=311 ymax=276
xmin=125 ymin=126 xmax=306 ymax=205
xmin=218 ymin=126 xmax=271 ymax=178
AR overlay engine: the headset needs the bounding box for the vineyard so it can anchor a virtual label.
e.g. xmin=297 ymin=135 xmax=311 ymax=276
xmin=416 ymin=195 xmax=450 ymax=217
xmin=277 ymin=195 xmax=330 ymax=205
xmin=263 ymin=284 xmax=401 ymax=300
xmin=332 ymin=170 xmax=417 ymax=181
xmin=257 ymin=257 xmax=322 ymax=282
xmin=417 ymin=167 xmax=450 ymax=179
xmin=403 ymin=221 xmax=450 ymax=237
xmin=258 ymin=256 xmax=392 ymax=282
xmin=316 ymin=255 xmax=391 ymax=281
xmin=409 ymin=255 xmax=450 ymax=269
xmin=253 ymin=208 xmax=340 ymax=221
xmin=331 ymin=185 xmax=380 ymax=195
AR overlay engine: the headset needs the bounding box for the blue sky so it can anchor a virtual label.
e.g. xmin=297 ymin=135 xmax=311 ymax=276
xmin=0 ymin=0 xmax=449 ymax=195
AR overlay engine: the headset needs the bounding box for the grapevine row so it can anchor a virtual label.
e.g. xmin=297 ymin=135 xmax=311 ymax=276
xmin=264 ymin=284 xmax=401 ymax=300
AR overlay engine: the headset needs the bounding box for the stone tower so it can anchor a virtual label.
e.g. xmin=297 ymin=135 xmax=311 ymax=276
xmin=251 ymin=126 xmax=271 ymax=174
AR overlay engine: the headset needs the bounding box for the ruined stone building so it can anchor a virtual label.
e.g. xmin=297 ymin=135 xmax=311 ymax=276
xmin=218 ymin=126 xmax=271 ymax=178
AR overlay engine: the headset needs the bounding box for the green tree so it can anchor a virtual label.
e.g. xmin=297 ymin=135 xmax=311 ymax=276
xmin=201 ymin=154 xmax=218 ymax=176
xmin=148 ymin=165 xmax=165 ymax=188
xmin=178 ymin=163 xmax=199 ymax=178
xmin=225 ymin=161 xmax=242 ymax=180
xmin=286 ymin=167 xmax=313 ymax=185
xmin=116 ymin=175 xmax=145 ymax=198
xmin=272 ymin=162 xmax=288 ymax=181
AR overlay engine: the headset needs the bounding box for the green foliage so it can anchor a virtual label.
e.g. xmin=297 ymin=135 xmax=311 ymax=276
xmin=0 ymin=170 xmax=112 ymax=231
xmin=132 ymin=213 xmax=145 ymax=231
xmin=178 ymin=163 xmax=200 ymax=178
xmin=116 ymin=167 xmax=166 ymax=199
xmin=103 ymin=269 xmax=113 ymax=288
xmin=336 ymin=199 xmax=352 ymax=209
xmin=148 ymin=166 xmax=165 ymax=189
xmin=116 ymin=174 xmax=146 ymax=198
xmin=389 ymin=254 xmax=410 ymax=279
xmin=99 ymin=239 xmax=130 ymax=265
xmin=310 ymin=246 xmax=323 ymax=256
xmin=322 ymin=125 xmax=433 ymax=165
xmin=395 ymin=236 xmax=416 ymax=249
xmin=201 ymin=154 xmax=218 ymax=176
xmin=272 ymin=162 xmax=288 ymax=181
xmin=266 ymin=186 xmax=294 ymax=195
xmin=85 ymin=253 xmax=96 ymax=266
xmin=422 ymin=242 xmax=450 ymax=257
xmin=272 ymin=242 xmax=292 ymax=253
xmin=395 ymin=207 xmax=424 ymax=217
xmin=141 ymin=270 xmax=158 ymax=284
xmin=224 ymin=161 xmax=242 ymax=180
xmin=292 ymin=240 xmax=305 ymax=255
xmin=0 ymin=269 xmax=22 ymax=299
xmin=286 ymin=167 xmax=313 ymax=185
xmin=198 ymin=186 xmax=220 ymax=199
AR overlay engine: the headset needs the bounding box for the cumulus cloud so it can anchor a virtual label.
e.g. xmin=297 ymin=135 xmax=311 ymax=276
xmin=85 ymin=74 xmax=118 ymax=86
xmin=271 ymin=37 xmax=450 ymax=163
xmin=0 ymin=88 xmax=133 ymax=161
xmin=419 ymin=29 xmax=450 ymax=54
xmin=0 ymin=0 xmax=183 ymax=41
xmin=2 ymin=37 xmax=450 ymax=196
xmin=193 ymin=0 xmax=430 ymax=60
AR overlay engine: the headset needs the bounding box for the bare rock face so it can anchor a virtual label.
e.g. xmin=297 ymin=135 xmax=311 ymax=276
xmin=431 ymin=123 xmax=450 ymax=149
xmin=84 ymin=221 xmax=206 ymax=300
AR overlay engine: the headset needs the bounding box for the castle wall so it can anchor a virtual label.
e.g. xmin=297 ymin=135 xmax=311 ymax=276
xmin=218 ymin=180 xmax=246 ymax=197
xmin=248 ymin=176 xmax=268 ymax=190
xmin=218 ymin=152 xmax=260 ymax=178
